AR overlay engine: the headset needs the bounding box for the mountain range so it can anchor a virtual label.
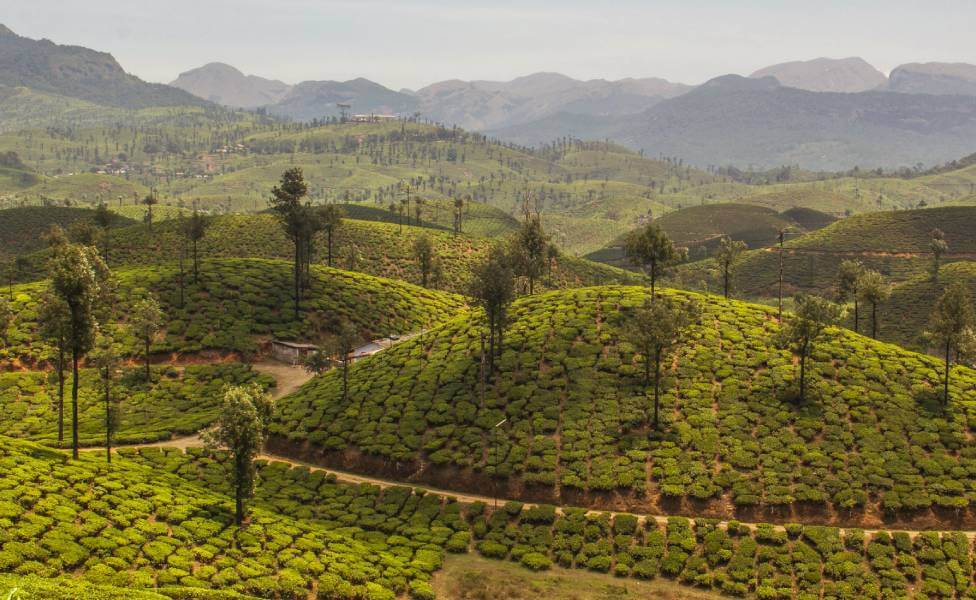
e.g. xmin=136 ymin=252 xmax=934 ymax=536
xmin=2 ymin=23 xmax=976 ymax=170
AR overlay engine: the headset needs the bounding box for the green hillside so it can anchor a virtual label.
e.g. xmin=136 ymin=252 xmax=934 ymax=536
xmin=0 ymin=363 xmax=272 ymax=446
xmin=678 ymin=206 xmax=976 ymax=297
xmin=0 ymin=435 xmax=449 ymax=598
xmin=0 ymin=206 xmax=134 ymax=258
xmin=3 ymin=258 xmax=466 ymax=365
xmin=124 ymin=445 xmax=976 ymax=599
xmin=14 ymin=213 xmax=643 ymax=294
xmin=273 ymin=286 xmax=976 ymax=521
xmin=876 ymin=262 xmax=976 ymax=349
xmin=586 ymin=203 xmax=834 ymax=267
xmin=336 ymin=199 xmax=520 ymax=238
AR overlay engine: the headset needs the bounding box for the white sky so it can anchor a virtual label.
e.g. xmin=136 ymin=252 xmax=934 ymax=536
xmin=5 ymin=0 xmax=975 ymax=90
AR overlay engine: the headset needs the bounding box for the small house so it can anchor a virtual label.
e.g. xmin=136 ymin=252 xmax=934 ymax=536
xmin=271 ymin=340 xmax=318 ymax=365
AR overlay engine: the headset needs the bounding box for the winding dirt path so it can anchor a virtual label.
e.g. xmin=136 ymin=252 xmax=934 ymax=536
xmin=87 ymin=360 xmax=976 ymax=539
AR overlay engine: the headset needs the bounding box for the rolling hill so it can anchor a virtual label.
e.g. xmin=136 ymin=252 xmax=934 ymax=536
xmin=585 ymin=203 xmax=834 ymax=267
xmin=12 ymin=213 xmax=644 ymax=295
xmin=271 ymin=285 xmax=976 ymax=526
xmin=0 ymin=205 xmax=134 ymax=258
xmin=679 ymin=206 xmax=976 ymax=299
xmin=3 ymin=258 xmax=467 ymax=365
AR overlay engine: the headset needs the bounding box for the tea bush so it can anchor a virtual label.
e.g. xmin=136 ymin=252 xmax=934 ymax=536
xmin=0 ymin=363 xmax=272 ymax=446
xmin=2 ymin=258 xmax=466 ymax=364
xmin=274 ymin=285 xmax=976 ymax=517
xmin=0 ymin=436 xmax=448 ymax=598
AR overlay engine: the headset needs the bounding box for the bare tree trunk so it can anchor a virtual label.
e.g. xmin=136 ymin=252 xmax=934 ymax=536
xmin=145 ymin=337 xmax=151 ymax=382
xmin=105 ymin=375 xmax=111 ymax=463
xmin=57 ymin=343 xmax=65 ymax=448
xmin=944 ymin=339 xmax=952 ymax=405
xmin=293 ymin=239 xmax=300 ymax=320
xmin=653 ymin=348 xmax=662 ymax=429
xmin=72 ymin=347 xmax=79 ymax=460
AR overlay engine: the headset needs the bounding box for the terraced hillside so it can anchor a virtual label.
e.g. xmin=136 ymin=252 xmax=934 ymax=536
xmin=677 ymin=206 xmax=976 ymax=297
xmin=14 ymin=214 xmax=643 ymax=294
xmin=273 ymin=286 xmax=976 ymax=527
xmin=0 ymin=436 xmax=449 ymax=599
xmin=0 ymin=363 xmax=272 ymax=446
xmin=586 ymin=203 xmax=834 ymax=266
xmin=879 ymin=262 xmax=976 ymax=348
xmin=123 ymin=446 xmax=976 ymax=599
xmin=3 ymin=258 xmax=466 ymax=365
xmin=0 ymin=205 xmax=133 ymax=257
xmin=336 ymin=199 xmax=520 ymax=238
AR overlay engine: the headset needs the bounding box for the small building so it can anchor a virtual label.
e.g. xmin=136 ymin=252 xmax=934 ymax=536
xmin=270 ymin=340 xmax=318 ymax=365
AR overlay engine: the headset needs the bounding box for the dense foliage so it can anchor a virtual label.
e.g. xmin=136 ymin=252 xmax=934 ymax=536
xmin=274 ymin=286 xmax=976 ymax=517
xmin=0 ymin=363 xmax=272 ymax=446
xmin=2 ymin=258 xmax=466 ymax=364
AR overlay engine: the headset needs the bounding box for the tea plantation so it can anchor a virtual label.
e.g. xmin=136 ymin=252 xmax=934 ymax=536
xmin=14 ymin=213 xmax=643 ymax=294
xmin=0 ymin=436 xmax=447 ymax=599
xmin=0 ymin=363 xmax=273 ymax=446
xmin=2 ymin=258 xmax=467 ymax=364
xmin=124 ymin=445 xmax=976 ymax=600
xmin=0 ymin=206 xmax=133 ymax=258
xmin=273 ymin=286 xmax=976 ymax=519
xmin=677 ymin=206 xmax=976 ymax=297
xmin=879 ymin=262 xmax=976 ymax=350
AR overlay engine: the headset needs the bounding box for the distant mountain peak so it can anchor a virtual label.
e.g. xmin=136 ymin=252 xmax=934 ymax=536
xmin=0 ymin=24 xmax=206 ymax=110
xmin=886 ymin=62 xmax=976 ymax=96
xmin=170 ymin=62 xmax=291 ymax=109
xmin=750 ymin=57 xmax=887 ymax=93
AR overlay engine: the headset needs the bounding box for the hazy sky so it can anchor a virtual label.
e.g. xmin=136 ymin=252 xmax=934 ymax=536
xmin=5 ymin=0 xmax=975 ymax=90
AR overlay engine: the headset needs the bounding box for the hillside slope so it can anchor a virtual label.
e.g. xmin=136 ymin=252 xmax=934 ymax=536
xmin=679 ymin=206 xmax=976 ymax=298
xmin=0 ymin=205 xmax=134 ymax=257
xmin=4 ymin=258 xmax=466 ymax=365
xmin=750 ymin=57 xmax=887 ymax=93
xmin=14 ymin=214 xmax=643 ymax=293
xmin=272 ymin=286 xmax=976 ymax=527
xmin=0 ymin=435 xmax=447 ymax=598
xmin=0 ymin=25 xmax=206 ymax=110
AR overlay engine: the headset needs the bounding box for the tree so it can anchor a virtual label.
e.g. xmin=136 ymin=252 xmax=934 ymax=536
xmin=414 ymin=196 xmax=424 ymax=227
xmin=91 ymin=331 xmax=120 ymax=463
xmin=327 ymin=320 xmax=358 ymax=402
xmin=930 ymin=228 xmax=949 ymax=281
xmin=454 ymin=197 xmax=465 ymax=234
xmin=836 ymin=259 xmax=865 ymax=333
xmin=924 ymin=282 xmax=975 ymax=405
xmin=93 ymin=202 xmax=114 ymax=261
xmin=185 ymin=210 xmax=209 ymax=283
xmin=778 ymin=295 xmax=841 ymax=403
xmin=623 ymin=223 xmax=682 ymax=297
xmin=203 ymin=384 xmax=274 ymax=525
xmin=303 ymin=348 xmax=332 ymax=375
xmin=268 ymin=168 xmax=309 ymax=320
xmin=623 ymin=297 xmax=700 ymax=429
xmin=714 ymin=236 xmax=748 ymax=299
xmin=413 ymin=234 xmax=435 ymax=287
xmin=49 ymin=243 xmax=107 ymax=459
xmin=469 ymin=247 xmax=515 ymax=372
xmin=131 ymin=294 xmax=164 ymax=382
xmin=318 ymin=204 xmax=344 ymax=267
xmin=546 ymin=244 xmax=559 ymax=287
xmin=857 ymin=270 xmax=890 ymax=339
xmin=142 ymin=190 xmax=158 ymax=232
xmin=511 ymin=215 xmax=549 ymax=295
xmin=38 ymin=292 xmax=71 ymax=447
